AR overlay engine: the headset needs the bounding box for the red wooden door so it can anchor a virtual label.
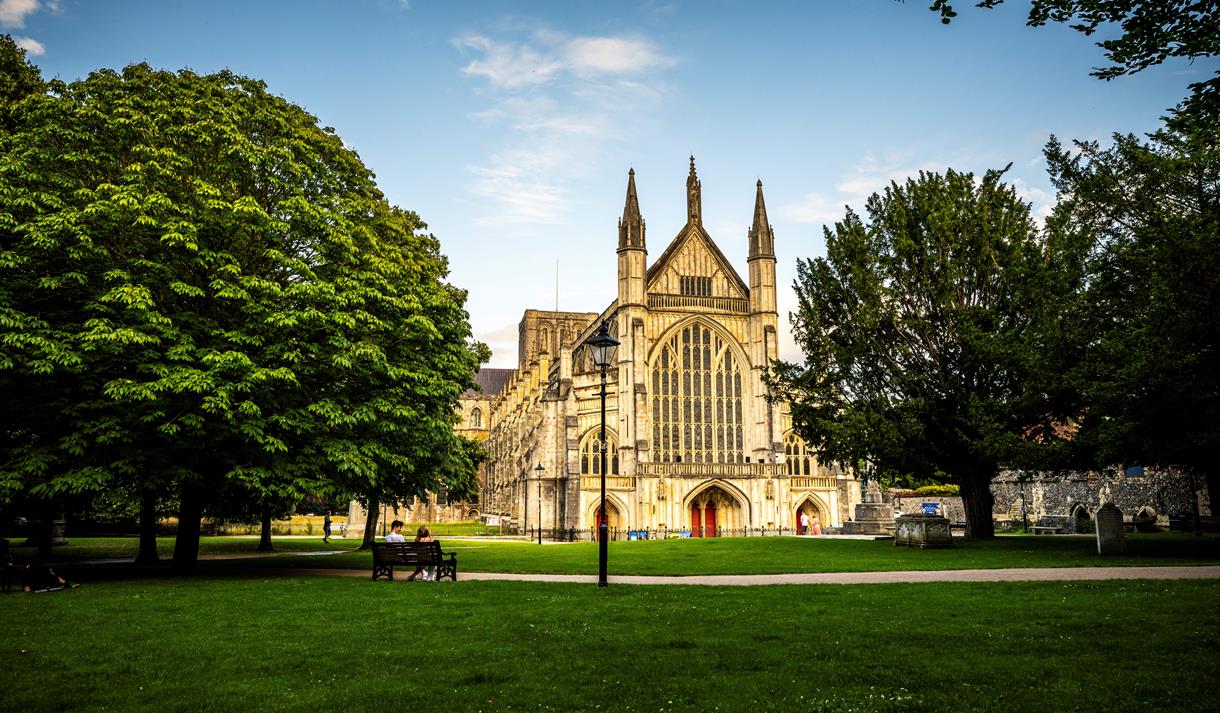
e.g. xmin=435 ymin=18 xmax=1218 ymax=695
xmin=704 ymin=503 xmax=717 ymax=538
xmin=595 ymin=508 xmax=604 ymax=541
xmin=690 ymin=505 xmax=701 ymax=537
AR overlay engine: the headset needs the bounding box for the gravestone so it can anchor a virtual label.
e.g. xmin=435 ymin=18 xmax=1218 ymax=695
xmin=1095 ymin=502 xmax=1127 ymax=556
xmin=894 ymin=513 xmax=952 ymax=548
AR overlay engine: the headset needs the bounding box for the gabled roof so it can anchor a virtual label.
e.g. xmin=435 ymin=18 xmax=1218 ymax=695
xmin=644 ymin=222 xmax=750 ymax=297
xmin=466 ymin=367 xmax=516 ymax=397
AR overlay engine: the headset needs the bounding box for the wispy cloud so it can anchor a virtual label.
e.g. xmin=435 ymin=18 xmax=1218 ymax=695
xmin=784 ymin=152 xmax=941 ymax=227
xmin=783 ymin=151 xmax=1053 ymax=227
xmin=454 ymin=26 xmax=676 ymax=225
xmin=14 ymin=34 xmax=43 ymax=55
xmin=0 ymin=0 xmax=45 ymax=28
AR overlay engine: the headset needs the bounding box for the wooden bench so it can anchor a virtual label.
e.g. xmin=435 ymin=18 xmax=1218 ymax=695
xmin=371 ymin=541 xmax=457 ymax=582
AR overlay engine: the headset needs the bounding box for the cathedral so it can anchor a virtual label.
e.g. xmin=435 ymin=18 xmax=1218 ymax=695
xmin=474 ymin=159 xmax=859 ymax=537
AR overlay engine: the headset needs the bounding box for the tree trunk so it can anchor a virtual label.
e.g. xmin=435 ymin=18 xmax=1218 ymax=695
xmin=36 ymin=509 xmax=54 ymax=559
xmin=358 ymin=497 xmax=379 ymax=551
xmin=959 ymin=473 xmax=996 ymax=539
xmin=172 ymin=483 xmax=203 ymax=573
xmin=1205 ymin=468 xmax=1217 ymax=519
xmin=135 ymin=491 xmax=159 ymax=565
xmin=257 ymin=504 xmax=273 ymax=552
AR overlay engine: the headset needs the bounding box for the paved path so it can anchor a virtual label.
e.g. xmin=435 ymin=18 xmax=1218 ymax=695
xmin=226 ymin=564 xmax=1220 ymax=586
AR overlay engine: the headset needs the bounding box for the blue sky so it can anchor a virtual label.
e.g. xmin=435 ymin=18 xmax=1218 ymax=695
xmin=6 ymin=0 xmax=1212 ymax=366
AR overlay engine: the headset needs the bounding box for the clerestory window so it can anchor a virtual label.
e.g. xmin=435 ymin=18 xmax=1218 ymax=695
xmin=784 ymin=433 xmax=814 ymax=476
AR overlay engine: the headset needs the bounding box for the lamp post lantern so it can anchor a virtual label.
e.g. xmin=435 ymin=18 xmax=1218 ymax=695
xmin=534 ymin=463 xmax=544 ymax=545
xmin=583 ymin=320 xmax=619 ymax=588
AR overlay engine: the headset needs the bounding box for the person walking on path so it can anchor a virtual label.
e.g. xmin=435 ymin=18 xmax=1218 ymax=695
xmin=408 ymin=525 xmax=434 ymax=581
xmin=322 ymin=512 xmax=332 ymax=544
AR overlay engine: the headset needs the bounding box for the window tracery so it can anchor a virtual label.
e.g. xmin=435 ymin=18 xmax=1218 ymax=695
xmin=650 ymin=322 xmax=744 ymax=463
xmin=784 ymin=433 xmax=814 ymax=476
xmin=580 ymin=432 xmax=619 ymax=475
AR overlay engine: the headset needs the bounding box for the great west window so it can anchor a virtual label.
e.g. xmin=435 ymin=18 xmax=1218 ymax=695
xmin=650 ymin=322 xmax=745 ymax=463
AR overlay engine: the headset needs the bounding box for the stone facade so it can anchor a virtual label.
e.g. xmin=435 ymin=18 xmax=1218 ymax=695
xmin=481 ymin=160 xmax=859 ymax=535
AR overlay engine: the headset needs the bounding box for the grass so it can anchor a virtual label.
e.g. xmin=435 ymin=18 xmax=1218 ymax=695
xmin=237 ymin=533 xmax=1220 ymax=576
xmin=1 ymin=576 xmax=1217 ymax=711
xmin=14 ymin=533 xmax=1220 ymax=576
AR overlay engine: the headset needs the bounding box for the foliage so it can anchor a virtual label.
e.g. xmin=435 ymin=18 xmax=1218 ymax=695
xmin=1043 ymin=118 xmax=1220 ymax=504
xmin=0 ymin=34 xmax=43 ymax=130
xmin=3 ymin=578 xmax=1219 ymax=712
xmin=0 ymin=60 xmax=482 ymax=566
xmin=770 ymin=168 xmax=1063 ymax=537
xmin=924 ymin=1 xmax=1220 ymax=117
xmin=913 ymin=484 xmax=960 ymax=496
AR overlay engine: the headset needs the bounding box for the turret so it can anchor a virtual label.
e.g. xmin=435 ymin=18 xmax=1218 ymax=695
xmin=617 ymin=168 xmax=646 ymax=308
xmin=747 ymin=179 xmax=777 ymax=316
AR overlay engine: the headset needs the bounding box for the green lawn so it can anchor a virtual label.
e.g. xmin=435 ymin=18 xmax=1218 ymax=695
xmin=239 ymin=533 xmax=1220 ymax=575
xmin=16 ymin=533 xmax=1220 ymax=575
xmin=1 ymin=576 xmax=1217 ymax=712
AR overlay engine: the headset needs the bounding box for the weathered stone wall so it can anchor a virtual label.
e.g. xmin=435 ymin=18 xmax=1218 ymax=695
xmin=991 ymin=467 xmax=1199 ymax=521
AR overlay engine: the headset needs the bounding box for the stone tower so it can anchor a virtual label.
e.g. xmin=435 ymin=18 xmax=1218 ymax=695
xmin=747 ymin=179 xmax=781 ymax=461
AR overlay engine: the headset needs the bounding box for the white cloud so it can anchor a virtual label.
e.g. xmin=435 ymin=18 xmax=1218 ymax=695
xmin=13 ymin=34 xmax=43 ymax=55
xmin=564 ymin=36 xmax=676 ymax=75
xmin=455 ymin=25 xmax=676 ymax=225
xmin=469 ymin=146 xmax=569 ymax=225
xmin=454 ymin=34 xmax=563 ymax=89
xmin=785 ymin=192 xmax=845 ymax=225
xmin=0 ymin=0 xmax=40 ymax=28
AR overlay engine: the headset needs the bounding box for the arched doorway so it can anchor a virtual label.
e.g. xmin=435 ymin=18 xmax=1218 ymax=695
xmin=592 ymin=499 xmax=624 ymax=540
xmin=687 ymin=483 xmax=745 ymax=537
xmin=794 ymin=496 xmax=828 ymax=534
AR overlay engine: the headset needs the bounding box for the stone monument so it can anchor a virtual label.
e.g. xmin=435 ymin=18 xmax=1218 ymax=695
xmin=894 ymin=513 xmax=952 ymax=548
xmin=841 ymin=481 xmax=895 ymax=535
xmin=1095 ymin=502 xmax=1127 ymax=555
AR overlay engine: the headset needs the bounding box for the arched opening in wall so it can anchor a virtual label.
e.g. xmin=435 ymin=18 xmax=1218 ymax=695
xmin=470 ymin=407 xmax=483 ymax=429
xmin=539 ymin=327 xmax=550 ymax=357
xmin=686 ymin=483 xmax=746 ymax=537
xmin=593 ymin=500 xmax=624 ymax=537
xmin=1135 ymin=506 xmax=1158 ymax=532
xmin=1071 ymin=503 xmax=1093 ymax=533
xmin=794 ymin=495 xmax=828 ymax=534
xmin=580 ymin=431 xmax=619 ymax=476
xmin=784 ymin=432 xmax=815 ymax=476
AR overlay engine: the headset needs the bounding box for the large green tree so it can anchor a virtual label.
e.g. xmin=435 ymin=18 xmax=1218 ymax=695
xmin=771 ymin=168 xmax=1062 ymax=538
xmin=1045 ymin=116 xmax=1220 ymax=509
xmin=0 ymin=61 xmax=482 ymax=568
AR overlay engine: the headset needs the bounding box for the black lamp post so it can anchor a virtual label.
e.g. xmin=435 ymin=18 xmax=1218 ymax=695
xmin=534 ymin=463 xmax=544 ymax=545
xmin=583 ymin=320 xmax=619 ymax=588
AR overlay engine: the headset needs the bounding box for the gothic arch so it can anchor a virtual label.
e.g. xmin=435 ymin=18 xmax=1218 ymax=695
xmin=469 ymin=407 xmax=483 ymax=429
xmin=647 ymin=318 xmax=752 ymax=464
xmin=783 ymin=431 xmax=816 ymax=476
xmin=578 ymin=428 xmax=620 ymax=476
xmin=683 ymin=479 xmax=751 ymax=535
xmin=645 ymin=315 xmax=751 ymax=369
xmin=793 ymin=493 xmax=830 ymax=531
xmin=585 ymin=492 xmax=629 ymax=529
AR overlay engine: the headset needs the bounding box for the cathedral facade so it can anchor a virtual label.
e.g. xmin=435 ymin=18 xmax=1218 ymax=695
xmin=481 ymin=159 xmax=858 ymax=536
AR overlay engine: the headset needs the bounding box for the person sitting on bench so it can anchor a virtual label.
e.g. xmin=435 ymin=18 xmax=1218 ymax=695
xmin=384 ymin=520 xmax=406 ymax=543
xmin=408 ymin=525 xmax=435 ymax=581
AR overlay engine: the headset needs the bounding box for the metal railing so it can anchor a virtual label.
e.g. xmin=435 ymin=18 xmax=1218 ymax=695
xmin=524 ymin=525 xmax=807 ymax=541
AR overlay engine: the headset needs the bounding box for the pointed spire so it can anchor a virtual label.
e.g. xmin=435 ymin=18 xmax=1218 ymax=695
xmin=686 ymin=155 xmax=702 ymax=226
xmin=618 ymin=167 xmax=645 ymax=250
xmin=749 ymin=178 xmax=774 ymax=259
